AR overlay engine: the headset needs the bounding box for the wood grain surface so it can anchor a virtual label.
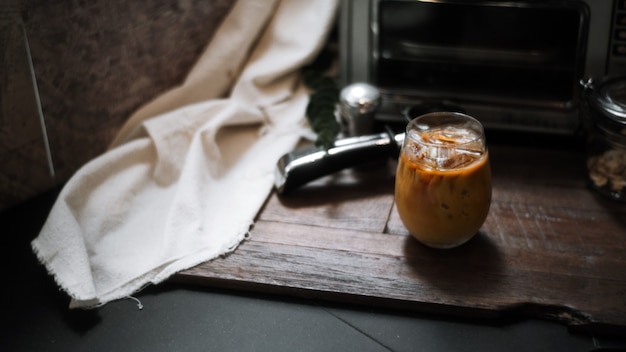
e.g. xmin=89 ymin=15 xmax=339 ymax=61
xmin=175 ymin=142 xmax=626 ymax=336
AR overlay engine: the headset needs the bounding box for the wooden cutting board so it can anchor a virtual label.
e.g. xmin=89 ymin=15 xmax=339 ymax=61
xmin=174 ymin=143 xmax=626 ymax=337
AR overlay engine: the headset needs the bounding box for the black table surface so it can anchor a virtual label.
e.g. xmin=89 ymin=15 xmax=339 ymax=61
xmin=2 ymin=187 xmax=626 ymax=352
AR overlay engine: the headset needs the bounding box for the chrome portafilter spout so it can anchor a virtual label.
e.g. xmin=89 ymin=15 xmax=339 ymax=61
xmin=274 ymin=83 xmax=404 ymax=195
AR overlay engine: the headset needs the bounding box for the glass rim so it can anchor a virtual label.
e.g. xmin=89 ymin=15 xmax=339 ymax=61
xmin=405 ymin=111 xmax=485 ymax=147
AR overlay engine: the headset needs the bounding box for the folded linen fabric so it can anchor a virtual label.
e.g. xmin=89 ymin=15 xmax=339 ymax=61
xmin=32 ymin=0 xmax=338 ymax=308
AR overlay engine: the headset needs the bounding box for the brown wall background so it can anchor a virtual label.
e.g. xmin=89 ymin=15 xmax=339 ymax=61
xmin=1 ymin=0 xmax=236 ymax=210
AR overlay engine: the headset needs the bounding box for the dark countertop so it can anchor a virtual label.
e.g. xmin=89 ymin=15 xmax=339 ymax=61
xmin=2 ymin=188 xmax=626 ymax=352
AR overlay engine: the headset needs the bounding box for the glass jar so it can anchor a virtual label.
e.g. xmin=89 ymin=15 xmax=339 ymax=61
xmin=394 ymin=112 xmax=492 ymax=248
xmin=583 ymin=76 xmax=626 ymax=202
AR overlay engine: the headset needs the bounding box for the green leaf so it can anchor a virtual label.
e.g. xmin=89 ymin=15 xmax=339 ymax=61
xmin=310 ymin=89 xmax=339 ymax=105
xmin=302 ymin=68 xmax=341 ymax=150
xmin=308 ymin=76 xmax=338 ymax=92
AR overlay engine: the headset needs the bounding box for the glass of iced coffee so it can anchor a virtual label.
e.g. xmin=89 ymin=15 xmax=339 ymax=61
xmin=395 ymin=112 xmax=492 ymax=248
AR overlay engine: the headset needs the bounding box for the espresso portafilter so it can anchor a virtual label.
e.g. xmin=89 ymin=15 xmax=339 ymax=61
xmin=274 ymin=83 xmax=404 ymax=195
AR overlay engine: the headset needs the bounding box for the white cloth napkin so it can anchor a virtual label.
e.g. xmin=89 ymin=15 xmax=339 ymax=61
xmin=32 ymin=0 xmax=338 ymax=309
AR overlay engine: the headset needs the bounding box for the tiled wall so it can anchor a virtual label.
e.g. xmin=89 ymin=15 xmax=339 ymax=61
xmin=1 ymin=0 xmax=236 ymax=210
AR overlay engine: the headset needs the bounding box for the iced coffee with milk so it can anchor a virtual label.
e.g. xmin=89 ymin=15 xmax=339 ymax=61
xmin=395 ymin=112 xmax=492 ymax=248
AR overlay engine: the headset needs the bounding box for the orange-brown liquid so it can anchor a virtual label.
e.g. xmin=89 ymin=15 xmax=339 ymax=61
xmin=395 ymin=148 xmax=492 ymax=248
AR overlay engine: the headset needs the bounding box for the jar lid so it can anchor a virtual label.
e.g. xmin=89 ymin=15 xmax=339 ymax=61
xmin=587 ymin=76 xmax=626 ymax=125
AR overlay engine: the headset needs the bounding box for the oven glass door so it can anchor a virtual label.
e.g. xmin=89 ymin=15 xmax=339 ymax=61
xmin=374 ymin=0 xmax=588 ymax=109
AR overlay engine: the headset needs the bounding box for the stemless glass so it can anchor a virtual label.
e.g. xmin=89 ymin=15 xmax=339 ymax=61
xmin=394 ymin=112 xmax=492 ymax=248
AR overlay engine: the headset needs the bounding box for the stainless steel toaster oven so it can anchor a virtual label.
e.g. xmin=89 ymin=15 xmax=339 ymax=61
xmin=339 ymin=0 xmax=624 ymax=135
